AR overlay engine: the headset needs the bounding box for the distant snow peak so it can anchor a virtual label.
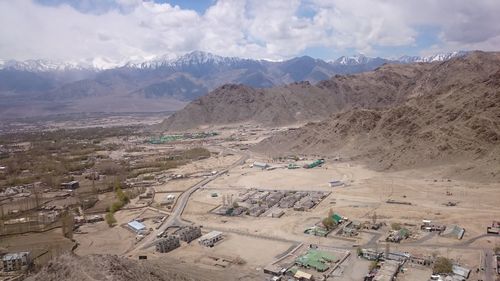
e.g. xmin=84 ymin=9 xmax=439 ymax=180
xmin=0 ymin=58 xmax=104 ymax=72
xmin=332 ymin=54 xmax=375 ymax=65
xmin=398 ymin=51 xmax=468 ymax=63
xmin=1 ymin=50 xmax=469 ymax=72
xmin=126 ymin=50 xmax=248 ymax=69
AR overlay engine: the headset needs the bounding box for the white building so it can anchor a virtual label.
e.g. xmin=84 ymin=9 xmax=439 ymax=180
xmin=252 ymin=162 xmax=269 ymax=169
xmin=162 ymin=194 xmax=176 ymax=205
xmin=198 ymin=231 xmax=223 ymax=247
xmin=329 ymin=180 xmax=344 ymax=187
xmin=127 ymin=220 xmax=146 ymax=234
xmin=2 ymin=252 xmax=32 ymax=272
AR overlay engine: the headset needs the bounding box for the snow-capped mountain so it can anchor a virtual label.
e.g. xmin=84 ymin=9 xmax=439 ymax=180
xmin=0 ymin=49 xmax=475 ymax=118
xmin=330 ymin=51 xmax=469 ymax=66
xmin=1 ymin=50 xmax=469 ymax=72
xmin=397 ymin=51 xmax=469 ymax=63
xmin=332 ymin=54 xmax=382 ymax=65
xmin=0 ymin=59 xmax=99 ymax=72
xmin=126 ymin=51 xmax=254 ymax=69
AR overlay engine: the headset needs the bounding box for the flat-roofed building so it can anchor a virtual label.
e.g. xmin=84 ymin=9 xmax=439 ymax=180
xmin=2 ymin=252 xmax=32 ymax=272
xmin=127 ymin=220 xmax=146 ymax=234
xmin=60 ymin=180 xmax=79 ymax=190
xmin=198 ymin=231 xmax=223 ymax=247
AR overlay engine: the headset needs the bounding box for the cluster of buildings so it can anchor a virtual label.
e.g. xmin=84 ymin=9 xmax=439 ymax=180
xmin=0 ymin=182 xmax=41 ymax=197
xmin=214 ymin=189 xmax=328 ymax=217
xmin=385 ymin=228 xmax=411 ymax=243
xmin=74 ymin=214 xmax=104 ymax=226
xmin=360 ymin=248 xmax=472 ymax=281
xmin=155 ymin=226 xmax=224 ymax=253
xmin=304 ymin=213 xmax=350 ymax=237
xmin=155 ymin=227 xmax=223 ymax=253
xmin=421 ymin=220 xmax=446 ymax=232
xmin=420 ymin=220 xmax=465 ymax=240
xmin=264 ymin=247 xmax=348 ymax=281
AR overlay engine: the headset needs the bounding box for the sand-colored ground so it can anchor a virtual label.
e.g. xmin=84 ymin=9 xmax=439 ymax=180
xmin=74 ymin=209 xmax=145 ymax=256
xmin=171 ymin=232 xmax=294 ymax=267
xmin=170 ymin=154 xmax=242 ymax=175
xmin=398 ymin=266 xmax=432 ymax=281
xmin=0 ymin=229 xmax=75 ymax=269
xmin=154 ymin=178 xmax=203 ymax=192
xmin=178 ymin=157 xmax=500 ymax=278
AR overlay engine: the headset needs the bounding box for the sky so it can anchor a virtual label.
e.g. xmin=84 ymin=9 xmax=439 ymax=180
xmin=1 ymin=0 xmax=500 ymax=64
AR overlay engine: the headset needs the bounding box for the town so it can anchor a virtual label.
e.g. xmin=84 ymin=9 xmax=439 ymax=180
xmin=0 ymin=120 xmax=499 ymax=281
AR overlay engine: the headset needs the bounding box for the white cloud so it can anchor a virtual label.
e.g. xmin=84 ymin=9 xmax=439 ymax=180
xmin=0 ymin=0 xmax=499 ymax=64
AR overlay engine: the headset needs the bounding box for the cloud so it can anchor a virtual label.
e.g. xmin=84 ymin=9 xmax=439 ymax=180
xmin=0 ymin=0 xmax=499 ymax=64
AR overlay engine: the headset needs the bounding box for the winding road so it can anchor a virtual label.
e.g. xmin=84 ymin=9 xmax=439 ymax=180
xmin=130 ymin=150 xmax=249 ymax=252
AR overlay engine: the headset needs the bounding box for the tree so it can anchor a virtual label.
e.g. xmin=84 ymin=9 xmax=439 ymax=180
xmin=105 ymin=212 xmax=117 ymax=227
xmin=322 ymin=217 xmax=335 ymax=230
xmin=356 ymin=247 xmax=363 ymax=257
xmin=433 ymin=257 xmax=453 ymax=274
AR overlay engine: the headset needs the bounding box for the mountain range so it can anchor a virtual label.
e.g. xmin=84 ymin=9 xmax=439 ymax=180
xmin=162 ymin=51 xmax=499 ymax=181
xmin=0 ymin=50 xmax=468 ymax=118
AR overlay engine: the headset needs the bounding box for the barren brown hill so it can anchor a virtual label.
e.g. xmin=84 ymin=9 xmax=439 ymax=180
xmin=160 ymin=62 xmax=433 ymax=130
xmin=255 ymin=52 xmax=500 ymax=181
xmin=26 ymin=254 xmax=255 ymax=281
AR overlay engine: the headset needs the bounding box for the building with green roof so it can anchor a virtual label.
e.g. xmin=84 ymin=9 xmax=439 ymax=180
xmin=295 ymin=249 xmax=337 ymax=272
xmin=331 ymin=213 xmax=343 ymax=224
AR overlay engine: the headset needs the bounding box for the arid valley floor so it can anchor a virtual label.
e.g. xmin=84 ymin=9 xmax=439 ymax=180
xmin=0 ymin=113 xmax=498 ymax=281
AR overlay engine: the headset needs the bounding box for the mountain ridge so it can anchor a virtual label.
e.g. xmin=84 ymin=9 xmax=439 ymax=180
xmin=0 ymin=50 xmax=469 ymax=118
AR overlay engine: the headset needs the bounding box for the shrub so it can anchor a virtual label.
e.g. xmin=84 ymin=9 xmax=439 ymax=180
xmin=391 ymin=222 xmax=402 ymax=230
xmin=433 ymin=257 xmax=453 ymax=274
xmin=322 ymin=217 xmax=335 ymax=230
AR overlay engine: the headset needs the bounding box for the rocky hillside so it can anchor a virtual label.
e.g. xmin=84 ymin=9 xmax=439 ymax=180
xmin=255 ymin=52 xmax=500 ymax=180
xmin=26 ymin=254 xmax=252 ymax=281
xmin=160 ymin=60 xmax=433 ymax=130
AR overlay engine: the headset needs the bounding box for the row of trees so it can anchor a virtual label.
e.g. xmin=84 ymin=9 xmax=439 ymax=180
xmin=105 ymin=181 xmax=130 ymax=227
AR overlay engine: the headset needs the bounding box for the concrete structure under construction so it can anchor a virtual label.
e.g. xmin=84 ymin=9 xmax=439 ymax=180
xmin=174 ymin=226 xmax=202 ymax=243
xmin=2 ymin=252 xmax=32 ymax=272
xmin=198 ymin=231 xmax=223 ymax=247
xmin=155 ymin=236 xmax=180 ymax=253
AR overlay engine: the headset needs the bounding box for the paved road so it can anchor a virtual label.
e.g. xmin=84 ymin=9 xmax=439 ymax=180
xmin=483 ymin=249 xmax=495 ymax=281
xmin=131 ymin=150 xmax=249 ymax=251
